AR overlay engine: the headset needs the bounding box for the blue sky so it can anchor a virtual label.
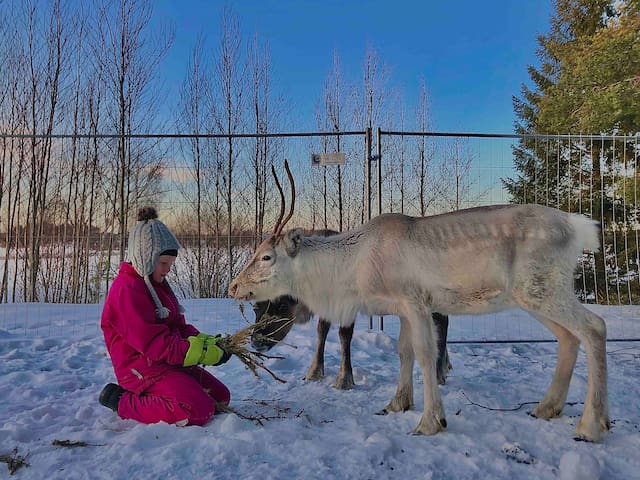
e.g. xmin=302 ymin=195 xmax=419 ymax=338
xmin=153 ymin=0 xmax=554 ymax=134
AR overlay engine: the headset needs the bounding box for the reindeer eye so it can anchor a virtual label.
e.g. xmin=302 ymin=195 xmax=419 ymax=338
xmin=261 ymin=255 xmax=272 ymax=261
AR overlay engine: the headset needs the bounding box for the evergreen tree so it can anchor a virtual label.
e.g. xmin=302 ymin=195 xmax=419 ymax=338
xmin=506 ymin=0 xmax=640 ymax=302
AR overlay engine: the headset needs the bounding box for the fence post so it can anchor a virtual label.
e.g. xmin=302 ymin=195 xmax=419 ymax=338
xmin=376 ymin=127 xmax=384 ymax=330
xmin=377 ymin=127 xmax=382 ymax=216
xmin=365 ymin=127 xmax=374 ymax=329
xmin=365 ymin=127 xmax=372 ymax=222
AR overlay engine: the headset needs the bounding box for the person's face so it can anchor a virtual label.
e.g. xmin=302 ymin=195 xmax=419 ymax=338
xmin=152 ymin=255 xmax=176 ymax=283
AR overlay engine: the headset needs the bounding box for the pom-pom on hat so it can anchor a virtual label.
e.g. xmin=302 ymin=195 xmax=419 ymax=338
xmin=128 ymin=206 xmax=183 ymax=318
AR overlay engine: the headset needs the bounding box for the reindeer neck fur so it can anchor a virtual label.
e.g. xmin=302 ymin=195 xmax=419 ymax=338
xmin=286 ymin=229 xmax=368 ymax=325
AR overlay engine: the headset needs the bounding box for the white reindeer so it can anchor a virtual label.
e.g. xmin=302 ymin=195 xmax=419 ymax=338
xmin=229 ymin=161 xmax=610 ymax=442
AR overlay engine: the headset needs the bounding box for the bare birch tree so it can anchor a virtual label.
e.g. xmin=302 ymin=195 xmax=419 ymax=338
xmin=389 ymin=99 xmax=408 ymax=213
xmin=434 ymin=136 xmax=482 ymax=211
xmin=59 ymin=3 xmax=105 ymax=303
xmin=352 ymin=46 xmax=392 ymax=221
xmin=20 ymin=0 xmax=70 ymax=301
xmin=247 ymin=32 xmax=286 ymax=246
xmin=312 ymin=103 xmax=331 ymax=229
xmin=0 ymin=4 xmax=28 ymax=302
xmin=318 ymin=50 xmax=346 ymax=231
xmin=209 ymin=6 xmax=246 ymax=291
xmin=176 ymin=34 xmax=211 ymax=297
xmin=92 ymin=0 xmax=172 ymax=286
xmin=412 ymin=76 xmax=437 ymax=216
xmin=78 ymin=71 xmax=106 ymax=303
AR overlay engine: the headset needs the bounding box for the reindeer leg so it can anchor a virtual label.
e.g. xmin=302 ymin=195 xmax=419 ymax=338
xmin=383 ymin=316 xmax=414 ymax=413
xmin=305 ymin=318 xmax=331 ymax=381
xmin=334 ymin=323 xmax=355 ymax=389
xmin=526 ymin=310 xmax=580 ymax=420
xmin=407 ymin=305 xmax=446 ymax=435
xmin=522 ymin=295 xmax=609 ymax=442
xmin=569 ymin=301 xmax=610 ymax=441
xmin=433 ymin=312 xmax=452 ymax=385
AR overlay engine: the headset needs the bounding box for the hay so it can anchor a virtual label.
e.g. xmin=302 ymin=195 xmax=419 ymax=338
xmin=216 ymin=306 xmax=295 ymax=384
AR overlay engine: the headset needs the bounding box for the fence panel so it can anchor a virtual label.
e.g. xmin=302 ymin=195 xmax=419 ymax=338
xmin=374 ymin=131 xmax=639 ymax=341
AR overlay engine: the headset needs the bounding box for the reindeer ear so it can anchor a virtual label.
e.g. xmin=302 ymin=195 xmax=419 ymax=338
xmin=283 ymin=228 xmax=304 ymax=257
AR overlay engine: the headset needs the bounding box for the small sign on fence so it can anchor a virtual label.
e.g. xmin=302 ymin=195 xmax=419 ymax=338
xmin=311 ymin=152 xmax=346 ymax=166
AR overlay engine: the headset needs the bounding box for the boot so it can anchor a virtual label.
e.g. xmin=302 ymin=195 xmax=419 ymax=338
xmin=99 ymin=383 xmax=125 ymax=413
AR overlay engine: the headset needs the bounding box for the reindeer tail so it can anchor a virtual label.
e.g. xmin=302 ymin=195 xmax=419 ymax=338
xmin=569 ymin=214 xmax=601 ymax=253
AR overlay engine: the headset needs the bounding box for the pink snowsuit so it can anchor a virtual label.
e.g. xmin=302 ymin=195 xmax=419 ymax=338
xmin=101 ymin=262 xmax=230 ymax=425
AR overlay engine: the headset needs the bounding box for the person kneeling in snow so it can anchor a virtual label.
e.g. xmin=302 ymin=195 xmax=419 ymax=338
xmin=99 ymin=206 xmax=231 ymax=426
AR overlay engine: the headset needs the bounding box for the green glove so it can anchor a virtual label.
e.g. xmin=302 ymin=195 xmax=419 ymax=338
xmin=184 ymin=335 xmax=228 ymax=367
xmin=208 ymin=335 xmax=232 ymax=365
xmin=201 ymin=335 xmax=226 ymax=365
xmin=196 ymin=332 xmax=221 ymax=343
xmin=184 ymin=336 xmax=205 ymax=367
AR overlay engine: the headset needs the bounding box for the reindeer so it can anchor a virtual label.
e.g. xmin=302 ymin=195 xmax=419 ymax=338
xmin=229 ymin=161 xmax=610 ymax=442
xmin=249 ymin=189 xmax=452 ymax=390
xmin=251 ymin=293 xmax=451 ymax=389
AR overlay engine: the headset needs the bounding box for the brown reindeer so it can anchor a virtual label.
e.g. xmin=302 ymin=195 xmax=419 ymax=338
xmin=251 ymin=294 xmax=451 ymax=389
xmin=230 ymin=161 xmax=609 ymax=441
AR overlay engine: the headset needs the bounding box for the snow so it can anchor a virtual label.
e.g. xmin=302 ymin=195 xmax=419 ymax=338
xmin=1 ymin=300 xmax=639 ymax=479
xmin=559 ymin=450 xmax=602 ymax=480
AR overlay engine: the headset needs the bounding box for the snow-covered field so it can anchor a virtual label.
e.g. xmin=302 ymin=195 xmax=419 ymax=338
xmin=0 ymin=300 xmax=638 ymax=479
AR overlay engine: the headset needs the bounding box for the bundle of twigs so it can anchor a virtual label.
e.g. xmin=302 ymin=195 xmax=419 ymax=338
xmin=216 ymin=305 xmax=294 ymax=383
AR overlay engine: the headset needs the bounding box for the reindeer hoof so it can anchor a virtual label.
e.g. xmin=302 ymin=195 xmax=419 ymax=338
xmin=531 ymin=402 xmax=563 ymax=420
xmin=304 ymin=370 xmax=324 ymax=381
xmin=575 ymin=415 xmax=610 ymax=443
xmin=375 ymin=409 xmax=389 ymax=416
xmin=436 ymin=361 xmax=452 ymax=385
xmin=333 ymin=374 xmax=355 ymax=389
xmin=412 ymin=414 xmax=447 ymax=435
xmin=384 ymin=398 xmax=413 ymax=413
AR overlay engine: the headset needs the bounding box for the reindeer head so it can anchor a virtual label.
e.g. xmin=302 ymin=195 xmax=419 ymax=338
xmin=228 ymin=228 xmax=305 ymax=301
xmin=250 ymin=296 xmax=313 ymax=352
xmin=228 ymin=160 xmax=302 ymax=302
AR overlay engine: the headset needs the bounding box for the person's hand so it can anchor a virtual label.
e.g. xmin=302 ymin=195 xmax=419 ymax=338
xmin=196 ymin=332 xmax=219 ymax=342
xmin=214 ymin=343 xmax=232 ymax=365
xmin=184 ymin=336 xmax=206 ymax=366
xmin=184 ymin=334 xmax=231 ymax=366
xmin=183 ymin=335 xmax=226 ymax=366
xmin=203 ymin=334 xmax=232 ymax=365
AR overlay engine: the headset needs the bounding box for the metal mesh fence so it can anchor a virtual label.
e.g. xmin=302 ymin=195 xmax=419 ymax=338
xmin=1 ymin=130 xmax=639 ymax=341
xmin=376 ymin=131 xmax=640 ymax=306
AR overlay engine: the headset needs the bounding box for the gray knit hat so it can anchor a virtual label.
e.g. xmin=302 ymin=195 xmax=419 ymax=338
xmin=128 ymin=206 xmax=183 ymax=318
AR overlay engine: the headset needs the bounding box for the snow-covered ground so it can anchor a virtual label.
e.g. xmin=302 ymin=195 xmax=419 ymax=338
xmin=0 ymin=300 xmax=638 ymax=479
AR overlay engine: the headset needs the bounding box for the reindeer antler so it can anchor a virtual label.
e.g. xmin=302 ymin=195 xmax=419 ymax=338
xmin=271 ymin=160 xmax=296 ymax=237
xmin=276 ymin=160 xmax=296 ymax=235
xmin=272 ymin=164 xmax=286 ymax=235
